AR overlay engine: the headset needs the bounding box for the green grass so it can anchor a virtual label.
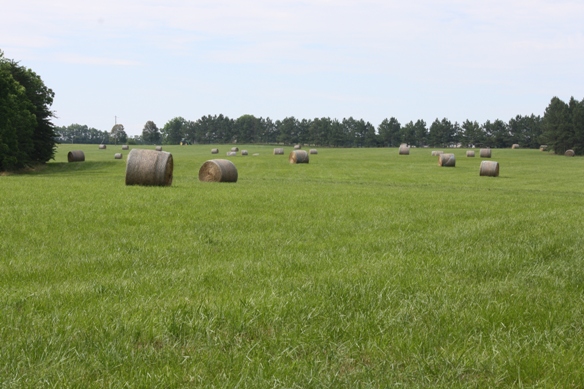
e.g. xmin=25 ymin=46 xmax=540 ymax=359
xmin=2 ymin=144 xmax=584 ymax=387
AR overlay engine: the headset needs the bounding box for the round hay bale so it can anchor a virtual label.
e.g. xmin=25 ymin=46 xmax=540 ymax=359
xmin=122 ymin=145 xmax=129 ymax=150
xmin=399 ymin=145 xmax=410 ymax=155
xmin=199 ymin=159 xmax=238 ymax=183
xmin=540 ymin=145 xmax=548 ymax=151
xmin=273 ymin=148 xmax=284 ymax=155
xmin=309 ymin=149 xmax=318 ymax=154
xmin=466 ymin=150 xmax=475 ymax=157
xmin=226 ymin=151 xmax=237 ymax=156
xmin=565 ymin=149 xmax=575 ymax=157
xmin=114 ymin=153 xmax=122 ymax=159
xmin=231 ymin=147 xmax=239 ymax=152
xmin=479 ymin=148 xmax=491 ymax=158
xmin=294 ymin=145 xmax=301 ymax=150
xmin=289 ymin=150 xmax=309 ymax=164
xmin=125 ymin=149 xmax=173 ymax=186
xmin=252 ymin=153 xmax=259 ymax=156
xmin=480 ymin=160 xmax=499 ymax=177
xmin=211 ymin=148 xmax=219 ymax=154
xmin=155 ymin=146 xmax=162 ymax=151
xmin=99 ymin=144 xmax=106 ymax=149
xmin=67 ymin=150 xmax=85 ymax=162
xmin=241 ymin=150 xmax=248 ymax=156
xmin=431 ymin=151 xmax=443 ymax=156
xmin=438 ymin=153 xmax=456 ymax=167
xmin=512 ymin=144 xmax=520 ymax=149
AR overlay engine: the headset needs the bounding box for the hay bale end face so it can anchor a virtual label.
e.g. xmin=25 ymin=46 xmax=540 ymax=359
xmin=438 ymin=153 xmax=456 ymax=167
xmin=309 ymin=149 xmax=318 ymax=154
xmin=431 ymin=151 xmax=443 ymax=156
xmin=231 ymin=147 xmax=239 ymax=152
xmin=466 ymin=150 xmax=475 ymax=157
xmin=125 ymin=149 xmax=173 ymax=186
xmin=67 ymin=150 xmax=85 ymax=162
xmin=399 ymin=145 xmax=410 ymax=155
xmin=565 ymin=149 xmax=575 ymax=157
xmin=211 ymin=148 xmax=219 ymax=154
xmin=480 ymin=148 xmax=491 ymax=158
xmin=99 ymin=144 xmax=106 ymax=149
xmin=273 ymin=148 xmax=284 ymax=155
xmin=512 ymin=144 xmax=520 ymax=149
xmin=480 ymin=160 xmax=499 ymax=177
xmin=155 ymin=146 xmax=162 ymax=151
xmin=199 ymin=159 xmax=238 ymax=183
xmin=241 ymin=150 xmax=248 ymax=156
xmin=122 ymin=145 xmax=129 ymax=150
xmin=289 ymin=150 xmax=309 ymax=164
xmin=114 ymin=153 xmax=122 ymax=159
xmin=294 ymin=145 xmax=301 ymax=150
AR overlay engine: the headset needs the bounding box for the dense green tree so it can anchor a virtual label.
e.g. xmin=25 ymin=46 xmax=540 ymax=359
xmin=460 ymin=120 xmax=483 ymax=147
xmin=508 ymin=114 xmax=543 ymax=148
xmin=110 ymin=124 xmax=127 ymax=145
xmin=276 ymin=117 xmax=299 ymax=145
xmin=377 ymin=118 xmax=401 ymax=147
xmin=0 ymin=51 xmax=56 ymax=170
xmin=162 ymin=117 xmax=187 ymax=145
xmin=400 ymin=121 xmax=416 ymax=146
xmin=234 ymin=114 xmax=262 ymax=144
xmin=570 ymin=98 xmax=584 ymax=154
xmin=428 ymin=118 xmax=455 ymax=147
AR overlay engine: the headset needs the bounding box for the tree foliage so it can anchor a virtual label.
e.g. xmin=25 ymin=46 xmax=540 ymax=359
xmin=0 ymin=51 xmax=56 ymax=171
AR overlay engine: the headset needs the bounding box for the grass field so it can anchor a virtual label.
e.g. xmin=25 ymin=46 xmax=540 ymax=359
xmin=1 ymin=144 xmax=584 ymax=388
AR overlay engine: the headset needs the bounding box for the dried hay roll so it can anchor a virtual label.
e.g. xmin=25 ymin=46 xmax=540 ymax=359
xmin=309 ymin=149 xmax=318 ymax=154
xmin=241 ymin=150 xmax=248 ymax=156
xmin=226 ymin=151 xmax=237 ymax=156
xmin=466 ymin=150 xmax=475 ymax=157
xmin=273 ymin=148 xmax=284 ymax=155
xmin=99 ymin=144 xmax=106 ymax=149
xmin=252 ymin=153 xmax=260 ymax=156
xmin=399 ymin=145 xmax=410 ymax=155
xmin=125 ymin=149 xmax=173 ymax=186
xmin=67 ymin=150 xmax=85 ymax=162
xmin=155 ymin=146 xmax=162 ymax=151
xmin=122 ymin=145 xmax=129 ymax=150
xmin=565 ymin=149 xmax=575 ymax=157
xmin=199 ymin=159 xmax=238 ymax=183
xmin=114 ymin=153 xmax=122 ymax=159
xmin=438 ymin=153 xmax=456 ymax=167
xmin=294 ymin=145 xmax=301 ymax=150
xmin=231 ymin=147 xmax=239 ymax=152
xmin=289 ymin=150 xmax=309 ymax=164
xmin=480 ymin=148 xmax=491 ymax=158
xmin=512 ymin=144 xmax=520 ymax=149
xmin=540 ymin=145 xmax=548 ymax=151
xmin=480 ymin=160 xmax=499 ymax=177
xmin=211 ymin=148 xmax=219 ymax=154
xmin=431 ymin=151 xmax=443 ymax=156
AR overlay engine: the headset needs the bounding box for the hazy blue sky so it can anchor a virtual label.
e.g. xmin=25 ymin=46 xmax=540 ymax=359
xmin=2 ymin=0 xmax=583 ymax=136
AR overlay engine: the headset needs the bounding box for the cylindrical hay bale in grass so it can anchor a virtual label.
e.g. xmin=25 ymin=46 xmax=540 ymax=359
xmin=466 ymin=150 xmax=475 ymax=157
xmin=99 ymin=144 xmax=106 ymax=149
xmin=480 ymin=148 xmax=491 ymax=158
xmin=431 ymin=151 xmax=443 ymax=156
xmin=565 ymin=149 xmax=575 ymax=157
xmin=289 ymin=150 xmax=309 ymax=164
xmin=512 ymin=144 xmax=520 ymax=149
xmin=122 ymin=145 xmax=129 ymax=150
xmin=309 ymin=149 xmax=318 ymax=154
xmin=540 ymin=145 xmax=548 ymax=151
xmin=231 ymin=147 xmax=239 ymax=152
xmin=67 ymin=150 xmax=85 ymax=162
xmin=273 ymin=148 xmax=284 ymax=155
xmin=399 ymin=145 xmax=410 ymax=155
xmin=155 ymin=146 xmax=162 ymax=151
xmin=211 ymin=148 xmax=219 ymax=154
xmin=199 ymin=159 xmax=238 ymax=183
xmin=241 ymin=150 xmax=248 ymax=156
xmin=438 ymin=153 xmax=456 ymax=167
xmin=226 ymin=151 xmax=237 ymax=156
xmin=125 ymin=149 xmax=173 ymax=186
xmin=114 ymin=153 xmax=122 ymax=159
xmin=480 ymin=160 xmax=499 ymax=177
xmin=294 ymin=145 xmax=301 ymax=150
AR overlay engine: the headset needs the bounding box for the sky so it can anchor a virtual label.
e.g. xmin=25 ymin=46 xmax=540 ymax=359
xmin=1 ymin=0 xmax=584 ymax=136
